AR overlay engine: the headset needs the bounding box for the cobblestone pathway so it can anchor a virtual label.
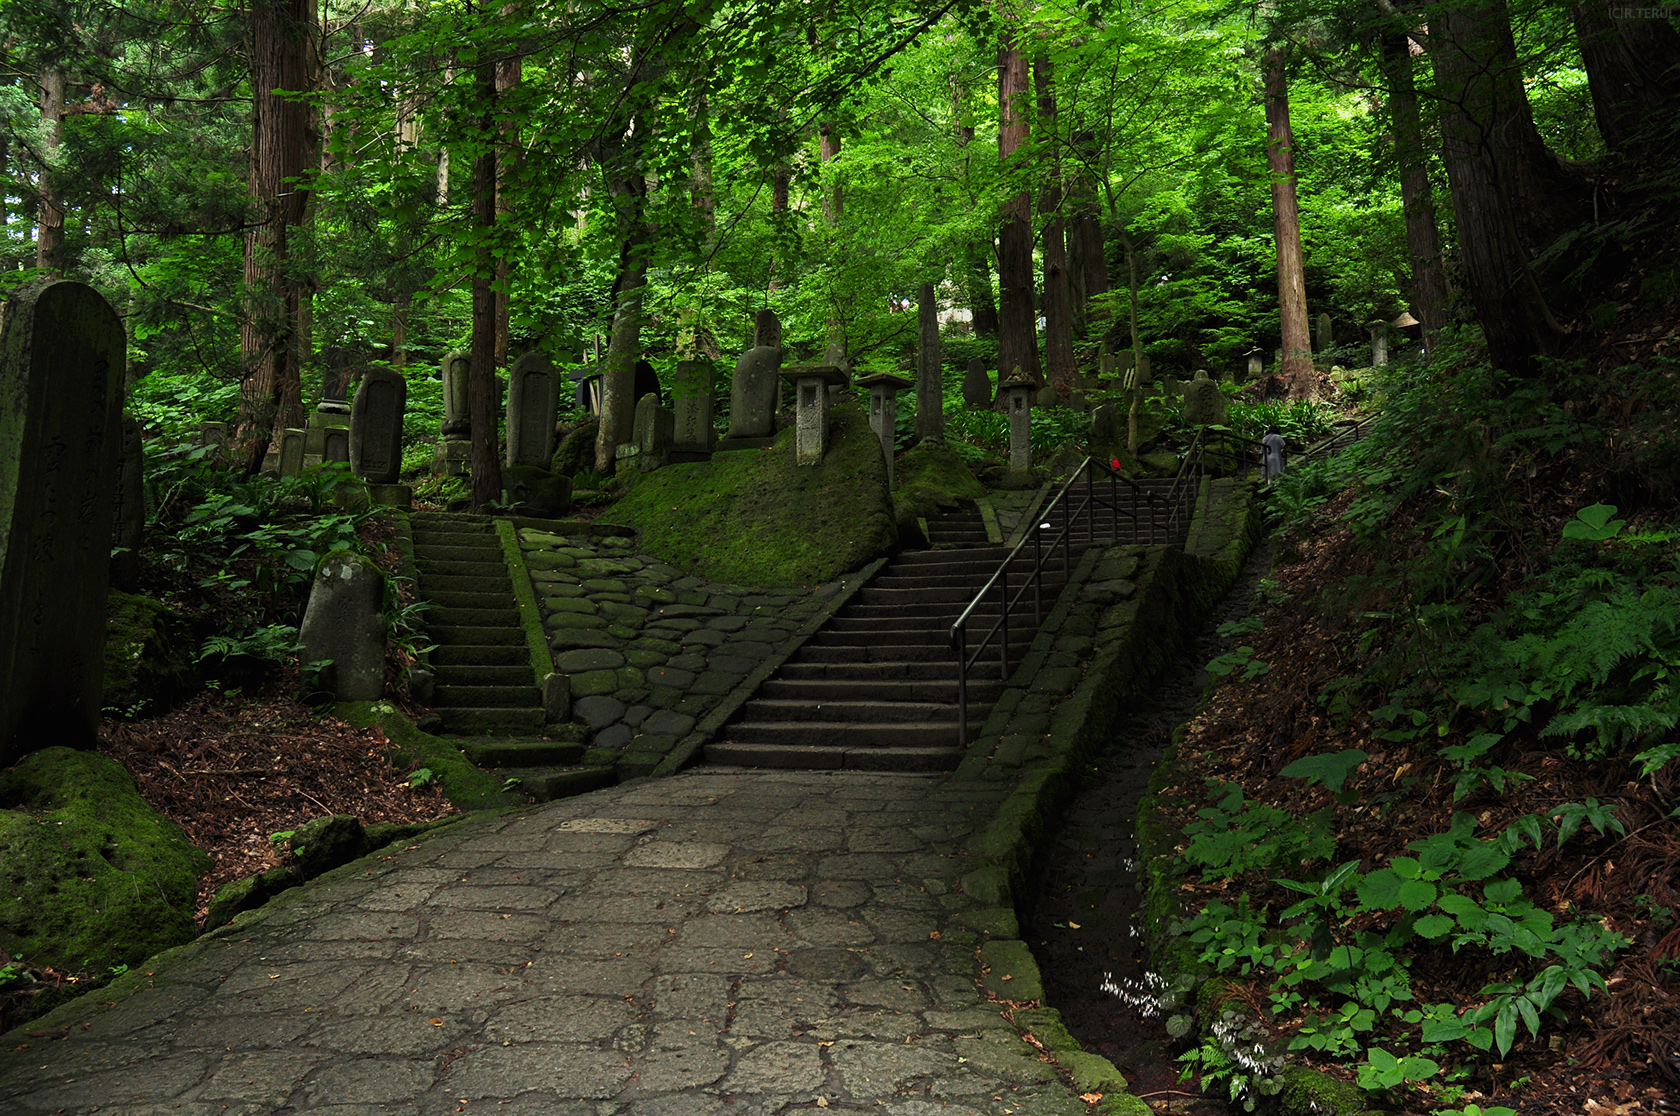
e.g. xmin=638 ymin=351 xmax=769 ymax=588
xmin=1 ymin=769 xmax=1093 ymax=1116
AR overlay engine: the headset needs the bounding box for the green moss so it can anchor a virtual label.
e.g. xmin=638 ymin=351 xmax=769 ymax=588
xmin=0 ymin=748 xmax=210 ymax=973
xmin=334 ymin=702 xmax=525 ymax=812
xmin=892 ymin=442 xmax=988 ymax=529
xmin=604 ymin=403 xmax=896 ymax=588
xmin=1275 ymin=1065 xmax=1375 ymax=1116
xmin=103 ymin=591 xmax=197 ymax=718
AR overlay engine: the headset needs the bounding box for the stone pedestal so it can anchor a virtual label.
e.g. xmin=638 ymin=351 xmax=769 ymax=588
xmin=634 ymin=393 xmax=676 ymax=471
xmin=780 ymin=364 xmax=849 ymax=466
xmin=433 ymin=437 xmax=470 ymax=476
xmin=857 ymin=372 xmax=912 ymax=490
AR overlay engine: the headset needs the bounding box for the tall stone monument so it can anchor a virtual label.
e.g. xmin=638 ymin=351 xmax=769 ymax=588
xmin=1316 ymin=312 xmax=1333 ymax=354
xmin=350 ymin=364 xmax=408 ymax=485
xmin=725 ymin=309 xmax=783 ymax=441
xmin=434 ymin=351 xmax=472 ymax=476
xmin=0 ymin=280 xmax=126 ymax=765
xmin=1181 ymin=370 xmax=1228 ymax=426
xmin=505 ymin=351 xmax=561 ymax=469
xmin=915 ymin=283 xmax=943 ymax=443
xmin=671 ymin=359 xmax=717 ymax=459
xmin=110 ymin=412 xmax=144 ymax=592
xmin=962 ymin=358 xmax=991 ymax=410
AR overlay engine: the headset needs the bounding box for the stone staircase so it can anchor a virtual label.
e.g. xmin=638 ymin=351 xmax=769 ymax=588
xmin=410 ymin=512 xmax=546 ymax=735
xmin=707 ymin=545 xmax=1067 ymax=771
xmin=1036 ymin=476 xmax=1184 ymax=548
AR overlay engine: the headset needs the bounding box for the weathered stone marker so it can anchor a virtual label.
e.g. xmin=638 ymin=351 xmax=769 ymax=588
xmin=1089 ymin=402 xmax=1119 ymax=447
xmin=857 ymin=371 xmax=912 ymax=490
xmin=322 ymin=427 xmax=349 ymax=464
xmin=780 ymin=364 xmax=849 ymax=466
xmin=0 ymin=279 xmax=126 ymax=764
xmin=278 ymin=428 xmax=306 ymax=477
xmin=110 ymin=412 xmax=144 ymax=592
xmin=349 ymin=364 xmax=407 ymax=484
xmin=962 ymin=358 xmax=991 ymax=410
xmin=505 ymin=351 xmax=561 ymax=468
xmin=433 ymin=351 xmax=472 ymax=477
xmin=1181 ymin=369 xmax=1228 ymax=426
xmin=1001 ymin=367 xmax=1036 ymax=476
xmin=915 ymin=283 xmax=943 ymax=443
xmin=726 ymin=310 xmax=783 ymax=440
xmin=1316 ymin=311 xmax=1333 ymax=353
xmin=199 ymin=421 xmax=229 ymax=464
xmin=1247 ymin=351 xmax=1264 ymax=381
xmin=1371 ymin=326 xmax=1389 ymax=367
xmin=671 ymin=359 xmax=717 ymax=455
xmin=298 ymin=553 xmax=387 ymax=702
xmin=633 ymin=392 xmax=675 ymax=469
xmin=1036 ymin=382 xmax=1058 ymax=410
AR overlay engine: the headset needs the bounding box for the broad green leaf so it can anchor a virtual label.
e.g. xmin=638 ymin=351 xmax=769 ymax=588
xmin=1414 ymin=914 xmax=1454 ymax=939
xmin=1397 ymin=879 xmax=1438 ymax=911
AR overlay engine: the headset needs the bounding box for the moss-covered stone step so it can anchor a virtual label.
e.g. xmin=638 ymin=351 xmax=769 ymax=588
xmin=778 ymin=660 xmax=962 ymax=681
xmin=459 ymin=739 xmax=586 ymax=768
xmin=705 ymin=742 xmax=963 ymax=770
xmin=759 ymin=678 xmax=1006 ymax=704
xmin=431 ymin=644 xmax=528 ymax=668
xmin=736 ymin=698 xmax=966 ymax=724
xmin=428 ymin=605 xmax=521 ymax=627
xmin=723 ymin=720 xmax=967 ymax=747
xmin=436 ymin=706 xmax=545 ymax=733
xmin=415 ymin=558 xmax=509 ymax=578
xmin=432 ymin=663 xmax=533 ymax=686
xmin=434 ymin=683 xmax=538 ymax=707
xmin=429 ymin=623 xmax=524 ymax=644
xmin=422 ymin=589 xmax=515 ymax=610
xmin=414 ymin=543 xmax=504 ymax=562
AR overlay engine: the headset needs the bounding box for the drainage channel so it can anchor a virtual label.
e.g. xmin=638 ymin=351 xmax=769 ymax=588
xmin=1027 ymin=539 xmax=1276 ymax=1114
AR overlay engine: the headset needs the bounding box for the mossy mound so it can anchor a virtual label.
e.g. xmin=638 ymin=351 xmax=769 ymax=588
xmin=0 ymin=747 xmax=210 ymax=973
xmin=103 ymin=591 xmax=198 ymax=718
xmin=605 ymin=403 xmax=896 ymax=588
xmin=892 ymin=442 xmax=988 ymax=533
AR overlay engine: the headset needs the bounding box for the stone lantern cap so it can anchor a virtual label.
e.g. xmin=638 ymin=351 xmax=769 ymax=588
xmin=999 ymin=367 xmax=1036 ymax=390
xmin=855 ymin=372 xmax=913 ymax=391
xmin=780 ymin=363 xmax=851 ymax=386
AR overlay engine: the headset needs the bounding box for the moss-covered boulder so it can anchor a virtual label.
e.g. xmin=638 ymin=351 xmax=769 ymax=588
xmin=605 ymin=403 xmax=896 ymax=588
xmin=552 ymin=418 xmax=600 ymax=480
xmin=0 ymin=748 xmax=209 ymax=973
xmin=892 ymin=442 xmax=987 ymax=536
xmin=103 ymin=591 xmax=198 ymax=718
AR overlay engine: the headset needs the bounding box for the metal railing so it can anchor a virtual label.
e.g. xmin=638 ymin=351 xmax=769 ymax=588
xmin=1303 ymin=416 xmax=1374 ymax=463
xmin=949 ymin=458 xmax=1165 ymax=746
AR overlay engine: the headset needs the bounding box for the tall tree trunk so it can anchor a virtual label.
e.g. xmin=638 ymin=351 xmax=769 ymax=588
xmin=469 ymin=60 xmax=503 ymax=510
xmin=819 ymin=122 xmax=842 ymax=222
xmin=1264 ymin=45 xmax=1314 ymax=397
xmin=915 ymin=282 xmax=943 ymax=442
xmin=996 ymin=27 xmax=1039 ymax=389
xmin=594 ymin=180 xmax=651 ymax=473
xmin=35 ymin=68 xmax=65 ymax=275
xmin=1035 ymin=55 xmax=1075 ymax=398
xmin=1068 ymin=131 xmax=1109 ymax=335
xmin=1430 ymin=0 xmax=1585 ymax=373
xmin=1124 ymin=232 xmax=1143 ymax=456
xmin=436 ymin=58 xmax=454 ymax=206
xmin=493 ymin=52 xmax=521 ymax=370
xmin=1572 ymin=0 xmax=1680 ymax=159
xmin=1380 ymin=31 xmax=1450 ymax=353
xmin=691 ymin=94 xmax=714 ymax=235
xmin=964 ymin=241 xmax=1000 ymax=338
xmin=235 ymin=0 xmax=316 ymax=473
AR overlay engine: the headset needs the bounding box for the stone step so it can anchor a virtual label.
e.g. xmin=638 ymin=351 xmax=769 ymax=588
xmin=757 ymin=678 xmax=1006 ymax=703
xmin=432 ymin=663 xmax=536 ymax=686
xmin=431 ymin=644 xmax=530 ymax=668
xmin=795 ymin=643 xmax=971 ymax=663
xmin=890 ymin=548 xmax=1010 ymax=567
xmin=806 ymin=626 xmax=950 ymax=647
xmin=508 ymin=765 xmax=620 ymax=802
xmin=415 ymin=543 xmax=505 ymax=563
xmin=412 ymin=526 xmax=496 ymax=542
xmin=433 ymin=684 xmax=540 ymax=708
xmin=436 ymin=707 xmax=547 ymax=734
xmin=704 ymin=742 xmax=963 ymax=772
xmin=826 ymin=614 xmax=1046 ymax=636
xmin=419 ymin=573 xmax=515 ymax=594
xmin=734 ymin=698 xmax=964 ymax=724
xmin=429 ymin=605 xmax=522 ymax=627
xmin=459 ymin=739 xmax=586 ymax=768
xmin=421 ymin=590 xmax=515 ymax=610
xmin=429 ymin=623 xmax=526 ymax=645
xmin=853 ymin=583 xmax=1065 ymax=607
xmin=416 ymin=559 xmax=510 ymax=578
xmin=720 ymin=721 xmax=972 ymax=748
xmin=778 ymin=661 xmax=960 ymax=682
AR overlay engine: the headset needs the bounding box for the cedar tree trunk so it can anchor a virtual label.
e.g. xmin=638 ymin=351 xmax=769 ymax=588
xmin=1264 ymin=45 xmax=1313 ymax=397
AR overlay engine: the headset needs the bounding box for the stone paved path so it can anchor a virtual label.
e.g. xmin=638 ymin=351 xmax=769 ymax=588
xmin=1 ymin=769 xmax=1093 ymax=1116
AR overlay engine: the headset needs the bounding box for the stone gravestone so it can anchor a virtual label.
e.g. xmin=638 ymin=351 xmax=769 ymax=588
xmin=0 ymin=280 xmax=126 ymax=765
xmin=505 ymin=351 xmax=561 ymax=469
xmin=349 ymin=364 xmax=408 ymax=485
xmin=1316 ymin=312 xmax=1333 ymax=354
xmin=199 ymin=421 xmax=229 ymax=464
xmin=1371 ymin=326 xmax=1389 ymax=367
xmin=110 ymin=412 xmax=144 ymax=592
xmin=1247 ymin=352 xmax=1264 ymax=381
xmin=297 ymin=553 xmax=387 ymax=702
xmin=726 ymin=310 xmax=783 ymax=441
xmin=633 ymin=392 xmax=675 ymax=470
xmin=305 ymin=349 xmax=354 ymax=468
xmin=1181 ymin=370 xmax=1228 ymax=426
xmin=915 ymin=283 xmax=943 ymax=443
xmin=278 ymin=428 xmax=306 ymax=477
xmin=962 ymin=358 xmax=991 ymax=410
xmin=322 ymin=427 xmax=349 ymax=464
xmin=434 ymin=351 xmax=472 ymax=477
xmin=1089 ymin=402 xmax=1119 ymax=448
xmin=671 ymin=359 xmax=717 ymax=459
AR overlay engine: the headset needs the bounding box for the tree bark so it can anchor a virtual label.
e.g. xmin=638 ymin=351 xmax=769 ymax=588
xmin=691 ymin=94 xmax=714 ymax=235
xmin=1380 ymin=31 xmax=1450 ymax=353
xmin=1572 ymin=0 xmax=1680 ymax=158
xmin=1035 ymin=55 xmax=1076 ymax=398
xmin=1068 ymin=132 xmax=1109 ymax=335
xmin=35 ymin=68 xmax=65 ymax=276
xmin=996 ymin=27 xmax=1039 ymax=389
xmin=234 ymin=0 xmax=316 ymax=473
xmin=1430 ymin=0 xmax=1586 ymax=373
xmin=1264 ymin=45 xmax=1314 ymax=398
xmin=469 ymin=60 xmax=503 ymax=510
xmin=493 ymin=52 xmax=521 ymax=370
xmin=594 ymin=180 xmax=651 ymax=473
xmin=964 ymin=241 xmax=1000 ymax=338
xmin=819 ymin=122 xmax=842 ymax=222
xmin=916 ymin=282 xmax=943 ymax=442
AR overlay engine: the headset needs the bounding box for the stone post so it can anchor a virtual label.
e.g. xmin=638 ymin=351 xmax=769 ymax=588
xmin=505 ymin=351 xmax=561 ymax=468
xmin=857 ymin=372 xmax=912 ymax=490
xmin=1371 ymin=326 xmax=1389 ymax=367
xmin=1247 ymin=351 xmax=1264 ymax=381
xmin=433 ymin=351 xmax=471 ymax=476
xmin=1001 ymin=368 xmax=1036 ymax=477
xmin=962 ymin=358 xmax=991 ymax=410
xmin=780 ymin=364 xmax=849 ymax=466
xmin=633 ymin=392 xmax=676 ymax=470
xmin=0 ymin=279 xmax=126 ymax=764
xmin=671 ymin=359 xmax=717 ymax=458
xmin=322 ymin=427 xmax=349 ymax=463
xmin=1316 ymin=311 xmax=1333 ymax=354
xmin=350 ymin=364 xmax=408 ymax=496
xmin=915 ymin=283 xmax=943 ymax=443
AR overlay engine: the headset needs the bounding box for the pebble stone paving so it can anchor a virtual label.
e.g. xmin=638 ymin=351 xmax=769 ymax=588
xmin=0 ymin=769 xmax=1095 ymax=1116
xmin=518 ymin=529 xmax=832 ymax=766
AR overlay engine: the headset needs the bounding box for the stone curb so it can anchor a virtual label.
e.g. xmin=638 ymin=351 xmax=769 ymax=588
xmin=649 ymin=555 xmax=892 ymax=777
xmin=494 ymin=517 xmax=557 ymax=686
xmin=951 ymin=481 xmax=1265 ymax=1116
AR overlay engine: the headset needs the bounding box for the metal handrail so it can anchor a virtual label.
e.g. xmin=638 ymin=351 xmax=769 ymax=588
xmin=949 ymin=457 xmax=1163 ymax=746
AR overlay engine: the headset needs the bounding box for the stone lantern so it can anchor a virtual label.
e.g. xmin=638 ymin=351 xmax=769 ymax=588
xmin=779 ymin=364 xmax=850 ymax=465
xmin=856 ymin=371 xmax=912 ymax=489
xmin=1000 ymin=367 xmax=1037 ymax=477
